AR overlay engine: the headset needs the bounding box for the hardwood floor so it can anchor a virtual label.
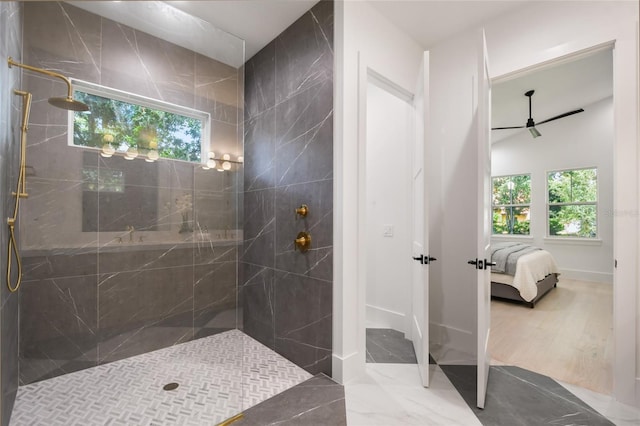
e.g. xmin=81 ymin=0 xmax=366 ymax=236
xmin=489 ymin=278 xmax=613 ymax=395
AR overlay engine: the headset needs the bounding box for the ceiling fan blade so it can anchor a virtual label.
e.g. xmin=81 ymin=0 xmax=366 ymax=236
xmin=537 ymin=108 xmax=585 ymax=125
xmin=492 ymin=126 xmax=525 ymax=130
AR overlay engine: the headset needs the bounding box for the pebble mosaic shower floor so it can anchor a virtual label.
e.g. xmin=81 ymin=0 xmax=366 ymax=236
xmin=10 ymin=330 xmax=312 ymax=426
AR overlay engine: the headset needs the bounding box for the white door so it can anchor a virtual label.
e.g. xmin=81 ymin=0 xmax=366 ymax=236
xmin=475 ymin=30 xmax=492 ymax=409
xmin=411 ymin=52 xmax=431 ymax=387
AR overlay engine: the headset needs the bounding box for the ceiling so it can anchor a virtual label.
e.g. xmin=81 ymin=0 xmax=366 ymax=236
xmin=167 ymin=1 xmax=533 ymax=61
xmin=491 ymin=48 xmax=614 ymax=143
xmin=168 ymin=0 xmax=319 ymax=60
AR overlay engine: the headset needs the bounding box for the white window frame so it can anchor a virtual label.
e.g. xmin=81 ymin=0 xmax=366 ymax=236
xmin=546 ymin=166 xmax=599 ymax=239
xmin=491 ymin=173 xmax=532 ymax=236
xmin=67 ymin=79 xmax=211 ymax=164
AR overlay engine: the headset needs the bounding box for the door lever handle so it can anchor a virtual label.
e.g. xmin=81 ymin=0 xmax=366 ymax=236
xmin=467 ymin=259 xmax=478 ymax=266
xmin=412 ymin=255 xmax=424 ymax=264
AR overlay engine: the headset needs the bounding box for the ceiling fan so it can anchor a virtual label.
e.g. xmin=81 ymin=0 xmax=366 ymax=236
xmin=492 ymin=89 xmax=584 ymax=138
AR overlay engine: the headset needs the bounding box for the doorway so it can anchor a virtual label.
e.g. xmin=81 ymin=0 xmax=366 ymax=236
xmin=488 ymin=47 xmax=614 ymax=394
xmin=364 ymin=76 xmax=416 ymax=364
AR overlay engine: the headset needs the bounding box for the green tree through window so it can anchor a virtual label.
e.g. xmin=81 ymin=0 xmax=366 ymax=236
xmin=492 ymin=174 xmax=531 ymax=235
xmin=72 ymin=89 xmax=204 ymax=163
xmin=548 ymin=168 xmax=597 ymax=238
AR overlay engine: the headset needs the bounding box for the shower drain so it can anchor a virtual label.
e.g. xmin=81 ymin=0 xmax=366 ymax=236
xmin=163 ymin=382 xmax=179 ymax=391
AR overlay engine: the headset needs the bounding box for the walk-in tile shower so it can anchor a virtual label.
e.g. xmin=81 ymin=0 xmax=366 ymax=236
xmin=1 ymin=1 xmax=334 ymax=424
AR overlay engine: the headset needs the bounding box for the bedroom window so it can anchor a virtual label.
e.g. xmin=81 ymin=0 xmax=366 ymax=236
xmin=547 ymin=168 xmax=597 ymax=238
xmin=492 ymin=174 xmax=531 ymax=235
xmin=69 ymin=80 xmax=209 ymax=163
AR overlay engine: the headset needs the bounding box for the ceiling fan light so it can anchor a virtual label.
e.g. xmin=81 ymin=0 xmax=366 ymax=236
xmin=529 ymin=127 xmax=541 ymax=138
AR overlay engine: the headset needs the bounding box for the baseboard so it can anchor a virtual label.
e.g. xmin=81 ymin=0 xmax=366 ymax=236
xmin=331 ymin=351 xmax=363 ymax=385
xmin=558 ymin=268 xmax=613 ymax=284
xmin=366 ymin=304 xmax=409 ymax=335
xmin=429 ymin=321 xmax=475 ymax=364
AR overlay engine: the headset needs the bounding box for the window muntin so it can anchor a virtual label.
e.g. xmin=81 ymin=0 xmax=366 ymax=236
xmin=492 ymin=174 xmax=531 ymax=235
xmin=69 ymin=80 xmax=210 ymax=163
xmin=547 ymin=168 xmax=597 ymax=238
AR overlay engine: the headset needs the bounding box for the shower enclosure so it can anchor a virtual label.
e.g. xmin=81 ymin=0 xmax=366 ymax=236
xmin=4 ymin=1 xmax=257 ymax=424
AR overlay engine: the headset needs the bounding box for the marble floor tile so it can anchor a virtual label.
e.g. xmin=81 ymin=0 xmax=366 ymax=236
xmin=345 ymin=363 xmax=482 ymax=425
xmin=441 ymin=365 xmax=614 ymax=426
xmin=558 ymin=380 xmax=640 ymax=426
xmin=10 ymin=330 xmax=311 ymax=426
xmin=238 ymin=374 xmax=346 ymax=425
xmin=366 ymin=328 xmax=417 ymax=364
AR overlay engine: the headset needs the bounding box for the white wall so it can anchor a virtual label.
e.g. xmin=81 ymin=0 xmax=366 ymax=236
xmin=365 ymin=80 xmax=413 ymax=335
xmin=333 ymin=0 xmax=424 ymax=383
xmin=425 ymin=0 xmax=638 ymax=405
xmin=492 ymin=96 xmax=614 ymax=283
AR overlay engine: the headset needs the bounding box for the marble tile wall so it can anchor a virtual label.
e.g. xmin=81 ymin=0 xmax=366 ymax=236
xmin=0 ymin=3 xmax=23 ymax=425
xmin=18 ymin=2 xmax=243 ymax=385
xmin=242 ymin=0 xmax=334 ymax=376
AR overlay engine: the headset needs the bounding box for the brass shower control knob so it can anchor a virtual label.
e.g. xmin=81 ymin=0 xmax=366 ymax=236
xmin=294 ymin=231 xmax=311 ymax=252
xmin=295 ymin=204 xmax=309 ymax=218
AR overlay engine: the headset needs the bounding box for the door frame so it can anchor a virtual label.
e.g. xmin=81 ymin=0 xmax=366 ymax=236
xmin=488 ymin=34 xmax=637 ymax=405
xmin=355 ymin=52 xmax=421 ymax=372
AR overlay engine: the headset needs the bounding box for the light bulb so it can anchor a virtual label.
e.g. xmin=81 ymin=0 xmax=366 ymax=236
xmin=237 ymin=155 xmax=244 ymax=163
xmin=222 ymin=161 xmax=231 ymax=170
xmin=125 ymin=147 xmax=138 ymax=159
xmin=101 ymin=143 xmax=115 ymax=158
xmin=222 ymin=153 xmax=230 ymax=161
xmin=206 ymin=159 xmax=216 ymax=169
xmin=208 ymin=151 xmax=216 ymax=159
xmin=147 ymin=150 xmax=159 ymax=161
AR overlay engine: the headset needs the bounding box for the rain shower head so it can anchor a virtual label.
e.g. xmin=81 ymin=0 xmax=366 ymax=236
xmin=48 ymin=96 xmax=90 ymax=111
xmin=7 ymin=57 xmax=89 ymax=112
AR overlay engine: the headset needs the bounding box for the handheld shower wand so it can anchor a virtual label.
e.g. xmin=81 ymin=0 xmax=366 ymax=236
xmin=5 ymin=57 xmax=90 ymax=293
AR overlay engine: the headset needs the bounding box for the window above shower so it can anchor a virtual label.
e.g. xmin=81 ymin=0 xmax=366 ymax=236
xmin=68 ymin=80 xmax=210 ymax=164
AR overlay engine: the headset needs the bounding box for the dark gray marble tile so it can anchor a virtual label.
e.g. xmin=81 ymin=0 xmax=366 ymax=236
xmin=244 ymin=43 xmax=275 ymax=119
xmin=17 ymin=177 xmax=96 ymax=250
xmin=242 ymin=189 xmax=275 ymax=267
xmin=275 ymin=180 xmax=333 ymax=281
xmin=194 ymin=244 xmax=237 ymax=266
xmin=241 ymin=263 xmax=275 ymax=349
xmin=101 ymin=18 xmax=195 ymax=107
xmin=22 ymin=252 xmax=98 ymax=281
xmin=274 ymin=271 xmax=331 ymax=375
xmin=366 ymin=329 xmax=417 ymax=364
xmin=97 ymin=247 xmax=194 ymax=274
xmin=194 ymin=262 xmax=237 ymax=314
xmin=23 ymin=2 xmax=102 ymax=84
xmin=244 ymin=109 xmax=276 ymax=191
xmin=274 ymin=1 xmax=333 ymax=103
xmin=194 ymin=53 xmax=240 ymax=125
xmin=275 ymin=80 xmax=333 ymax=187
xmin=194 ymin=189 xmax=236 ymax=233
xmin=441 ymin=365 xmax=615 ymax=426
xmin=212 ymin=119 xmax=242 ymax=159
xmin=97 ymin=311 xmax=193 ymax=364
xmin=239 ymin=374 xmax=346 ymax=426
xmin=97 ymin=266 xmax=194 ymax=361
xmin=21 ymin=117 xmax=82 ymax=181
xmin=19 ymin=275 xmax=98 ymax=385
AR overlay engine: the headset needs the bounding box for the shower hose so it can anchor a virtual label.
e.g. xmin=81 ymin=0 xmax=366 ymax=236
xmin=6 ymin=90 xmax=31 ymax=293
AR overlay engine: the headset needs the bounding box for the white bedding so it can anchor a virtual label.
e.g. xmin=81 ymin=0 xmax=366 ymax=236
xmin=491 ymin=249 xmax=559 ymax=302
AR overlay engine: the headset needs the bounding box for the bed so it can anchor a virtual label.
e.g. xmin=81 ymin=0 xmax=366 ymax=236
xmin=491 ymin=242 xmax=560 ymax=308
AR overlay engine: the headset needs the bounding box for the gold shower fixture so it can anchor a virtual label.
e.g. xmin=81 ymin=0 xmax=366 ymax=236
xmin=5 ymin=57 xmax=90 ymax=293
xmin=7 ymin=57 xmax=90 ymax=111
